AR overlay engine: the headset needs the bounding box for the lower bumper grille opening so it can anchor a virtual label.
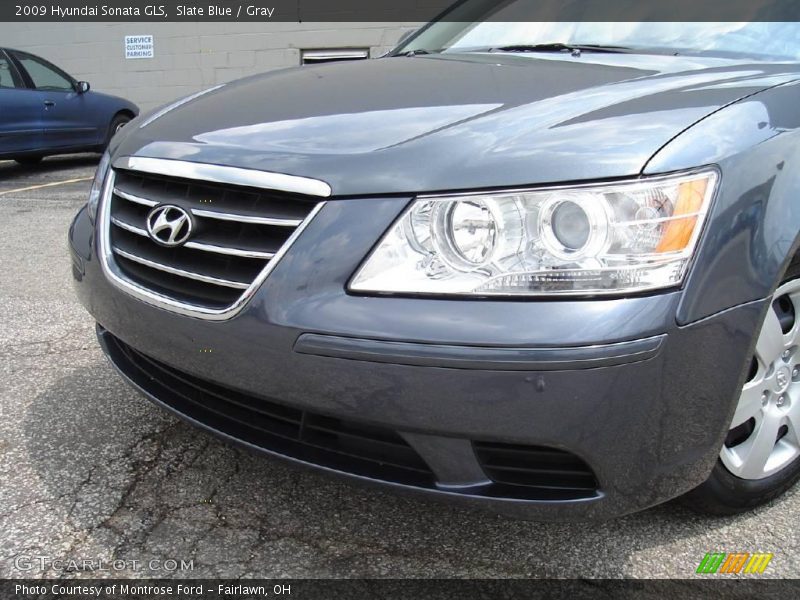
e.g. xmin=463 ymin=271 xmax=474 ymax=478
xmin=101 ymin=332 xmax=435 ymax=488
xmin=474 ymin=441 xmax=599 ymax=500
xmin=100 ymin=331 xmax=600 ymax=502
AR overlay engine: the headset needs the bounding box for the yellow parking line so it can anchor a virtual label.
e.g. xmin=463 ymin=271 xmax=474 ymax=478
xmin=0 ymin=177 xmax=93 ymax=196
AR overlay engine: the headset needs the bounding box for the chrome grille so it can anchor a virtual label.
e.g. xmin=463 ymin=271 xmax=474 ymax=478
xmin=97 ymin=159 xmax=328 ymax=320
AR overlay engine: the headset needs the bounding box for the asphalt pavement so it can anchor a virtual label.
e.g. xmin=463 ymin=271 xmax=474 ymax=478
xmin=0 ymin=155 xmax=797 ymax=579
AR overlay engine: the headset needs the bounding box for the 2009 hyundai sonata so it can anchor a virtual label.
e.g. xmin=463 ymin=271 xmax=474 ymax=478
xmin=68 ymin=10 xmax=800 ymax=519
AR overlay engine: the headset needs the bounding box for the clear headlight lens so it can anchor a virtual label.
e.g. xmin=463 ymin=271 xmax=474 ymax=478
xmin=87 ymin=149 xmax=111 ymax=221
xmin=350 ymin=169 xmax=718 ymax=296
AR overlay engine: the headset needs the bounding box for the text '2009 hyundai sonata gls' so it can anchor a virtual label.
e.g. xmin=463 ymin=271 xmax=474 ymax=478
xmin=69 ymin=14 xmax=800 ymax=520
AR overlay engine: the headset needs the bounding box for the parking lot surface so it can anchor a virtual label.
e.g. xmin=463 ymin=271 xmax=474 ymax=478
xmin=0 ymin=156 xmax=798 ymax=579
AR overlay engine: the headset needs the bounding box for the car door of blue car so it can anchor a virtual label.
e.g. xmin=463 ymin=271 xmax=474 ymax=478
xmin=10 ymin=50 xmax=101 ymax=149
xmin=0 ymin=50 xmax=44 ymax=155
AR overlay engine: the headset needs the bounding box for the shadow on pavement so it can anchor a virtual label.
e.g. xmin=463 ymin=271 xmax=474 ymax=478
xmin=0 ymin=154 xmax=100 ymax=180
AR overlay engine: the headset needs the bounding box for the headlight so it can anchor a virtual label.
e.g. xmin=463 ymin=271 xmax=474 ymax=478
xmin=349 ymin=169 xmax=718 ymax=296
xmin=87 ymin=150 xmax=111 ymax=221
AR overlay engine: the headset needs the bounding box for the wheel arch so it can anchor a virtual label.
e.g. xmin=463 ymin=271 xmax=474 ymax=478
xmin=102 ymin=109 xmax=136 ymax=147
xmin=109 ymin=108 xmax=136 ymax=129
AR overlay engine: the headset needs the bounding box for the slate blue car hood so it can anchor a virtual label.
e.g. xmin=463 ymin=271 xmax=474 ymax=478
xmin=115 ymin=52 xmax=800 ymax=196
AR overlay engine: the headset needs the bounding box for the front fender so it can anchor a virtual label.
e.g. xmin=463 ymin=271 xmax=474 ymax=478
xmin=644 ymin=79 xmax=800 ymax=325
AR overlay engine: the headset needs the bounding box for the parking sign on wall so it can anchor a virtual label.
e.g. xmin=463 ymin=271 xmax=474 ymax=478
xmin=125 ymin=35 xmax=154 ymax=59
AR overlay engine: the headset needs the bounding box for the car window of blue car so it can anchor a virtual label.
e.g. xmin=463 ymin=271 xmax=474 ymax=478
xmin=0 ymin=56 xmax=23 ymax=89
xmin=13 ymin=52 xmax=73 ymax=92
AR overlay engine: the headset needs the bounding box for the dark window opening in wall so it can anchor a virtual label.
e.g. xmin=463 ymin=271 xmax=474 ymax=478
xmin=300 ymin=49 xmax=370 ymax=65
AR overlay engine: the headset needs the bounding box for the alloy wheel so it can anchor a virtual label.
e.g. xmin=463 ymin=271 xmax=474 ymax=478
xmin=721 ymin=279 xmax=800 ymax=479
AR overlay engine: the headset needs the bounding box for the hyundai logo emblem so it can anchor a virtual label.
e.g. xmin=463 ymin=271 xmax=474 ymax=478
xmin=146 ymin=204 xmax=193 ymax=247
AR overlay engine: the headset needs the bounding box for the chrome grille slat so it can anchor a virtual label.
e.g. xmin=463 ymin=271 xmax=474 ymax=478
xmin=110 ymin=216 xmax=277 ymax=259
xmin=114 ymin=156 xmax=333 ymax=198
xmin=113 ymin=248 xmax=250 ymax=290
xmin=113 ymin=187 xmax=303 ymax=227
xmin=113 ymin=187 xmax=158 ymax=207
xmin=191 ymin=208 xmax=302 ymax=227
xmin=98 ymin=161 xmax=326 ymax=319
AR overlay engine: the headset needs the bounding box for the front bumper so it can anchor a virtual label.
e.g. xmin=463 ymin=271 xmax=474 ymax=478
xmin=70 ymin=202 xmax=765 ymax=520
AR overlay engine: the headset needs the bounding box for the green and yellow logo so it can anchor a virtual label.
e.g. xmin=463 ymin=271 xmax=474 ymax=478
xmin=696 ymin=552 xmax=773 ymax=574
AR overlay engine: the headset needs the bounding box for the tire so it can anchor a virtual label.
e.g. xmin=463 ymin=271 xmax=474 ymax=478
xmin=105 ymin=113 xmax=131 ymax=147
xmin=683 ymin=256 xmax=800 ymax=515
xmin=14 ymin=156 xmax=43 ymax=166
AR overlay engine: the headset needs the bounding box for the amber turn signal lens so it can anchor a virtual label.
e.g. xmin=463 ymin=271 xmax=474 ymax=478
xmin=656 ymin=178 xmax=709 ymax=253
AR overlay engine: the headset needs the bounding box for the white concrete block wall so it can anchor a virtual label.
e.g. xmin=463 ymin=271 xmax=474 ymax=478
xmin=0 ymin=22 xmax=421 ymax=112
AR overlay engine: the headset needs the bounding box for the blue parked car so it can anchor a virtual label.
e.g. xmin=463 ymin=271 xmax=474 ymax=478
xmin=0 ymin=48 xmax=138 ymax=165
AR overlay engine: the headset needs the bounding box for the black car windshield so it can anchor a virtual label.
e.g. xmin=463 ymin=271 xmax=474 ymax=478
xmin=398 ymin=11 xmax=800 ymax=60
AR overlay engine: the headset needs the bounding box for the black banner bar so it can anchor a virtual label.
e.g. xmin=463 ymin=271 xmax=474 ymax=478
xmin=2 ymin=0 xmax=800 ymax=22
xmin=2 ymin=579 xmax=800 ymax=600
